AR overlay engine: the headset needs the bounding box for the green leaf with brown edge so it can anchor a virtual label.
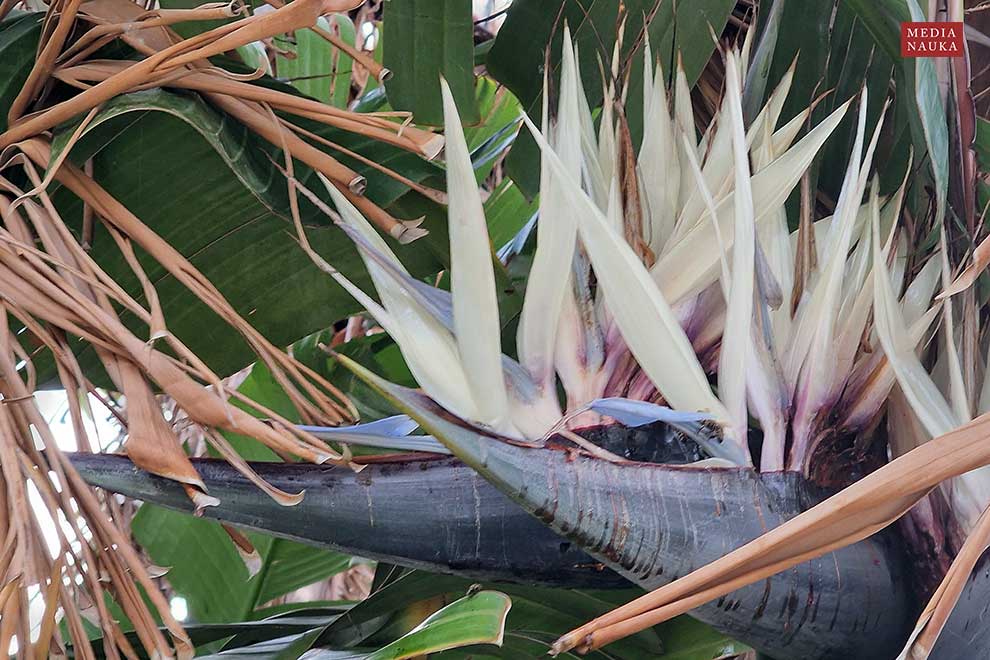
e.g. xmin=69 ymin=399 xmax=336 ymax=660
xmin=383 ymin=0 xmax=479 ymax=126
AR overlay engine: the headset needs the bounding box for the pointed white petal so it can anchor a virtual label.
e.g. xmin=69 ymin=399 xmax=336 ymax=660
xmin=516 ymin=34 xmax=580 ymax=391
xmin=902 ymin=256 xmax=942 ymax=325
xmin=573 ymin=44 xmax=608 ymax=208
xmin=318 ymin=249 xmax=479 ymax=424
xmin=872 ymin=198 xmax=959 ymax=438
xmin=760 ymin=208 xmax=794 ymax=343
xmin=651 ymin=98 xmax=850 ymax=306
xmin=674 ymin=55 xmax=695 ymax=142
xmin=440 ymin=78 xmax=511 ymax=431
xmin=674 ymin=57 xmax=698 ymax=210
xmin=783 ymin=91 xmax=875 ymax=394
xmin=639 ymin=59 xmax=680 ymax=252
xmin=673 ymin=91 xmax=735 ymax=236
xmin=938 ymin=228 xmax=971 ymax=422
xmin=717 ymin=52 xmax=755 ymax=451
xmin=522 ymin=114 xmax=733 ymax=433
xmin=748 ymin=60 xmax=796 ymax=158
xmin=770 ymin=107 xmax=812 ymax=157
xmin=840 ymin=304 xmax=940 ymax=431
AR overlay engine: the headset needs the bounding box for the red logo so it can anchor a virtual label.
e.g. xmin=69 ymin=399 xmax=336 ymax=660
xmin=901 ymin=22 xmax=964 ymax=57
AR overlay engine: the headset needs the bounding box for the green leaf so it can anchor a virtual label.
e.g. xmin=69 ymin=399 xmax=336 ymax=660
xmin=765 ymin=0 xmax=895 ymax=201
xmin=841 ymin=0 xmax=906 ymax=60
xmin=487 ymin=0 xmax=735 ymax=197
xmin=275 ymin=18 xmax=336 ymax=104
xmin=200 ymin=628 xmax=326 ymax=659
xmin=484 ymin=179 xmax=537 ymax=251
xmin=383 ymin=0 xmax=478 ymax=125
xmin=199 ymin=592 xmax=510 ymax=660
xmin=464 ymin=78 xmax=523 ymax=183
xmin=330 ymin=15 xmax=357 ymax=109
xmin=742 ymin=0 xmax=786 ymax=123
xmin=131 ymin=503 xmax=354 ymax=622
xmin=842 ymin=0 xmax=948 ymax=207
xmin=41 ymin=86 xmax=441 ymax=383
xmin=905 ymin=0 xmax=948 ymax=222
xmin=319 ymin=568 xmax=668 ymax=660
xmin=0 ymin=13 xmax=41 ymax=133
xmin=250 ymin=601 xmax=355 ymax=620
xmin=252 ymin=540 xmax=353 ymax=606
xmin=66 ymin=609 xmax=349 ymax=654
xmin=361 ymin=591 xmax=510 ymax=660
xmin=273 ymin=15 xmax=355 ymax=108
xmin=976 ymin=118 xmax=990 ymax=172
xmin=181 ymin=616 xmax=342 ymax=649
xmin=652 ymin=616 xmax=751 ymax=660
xmin=317 ymin=571 xmax=465 ymax=649
xmin=131 ymin=505 xmax=255 ymax=623
xmin=463 ymin=77 xmax=522 ymax=153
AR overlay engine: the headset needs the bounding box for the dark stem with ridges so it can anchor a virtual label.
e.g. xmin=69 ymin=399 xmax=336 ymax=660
xmin=68 ymin=452 xmax=624 ymax=588
xmin=342 ymin=358 xmax=916 ymax=659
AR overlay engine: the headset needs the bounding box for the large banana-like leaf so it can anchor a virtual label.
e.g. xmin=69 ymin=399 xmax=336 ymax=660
xmin=383 ymin=0 xmax=479 ymax=125
xmin=130 ymin=502 xmax=352 ymax=623
xmin=486 ymin=0 xmax=736 ymax=197
xmin=840 ymin=1 xmax=948 ymax=221
xmin=38 ymin=85 xmax=442 ymax=382
xmin=0 ymin=12 xmax=39 ymax=132
xmin=761 ymin=0 xmax=899 ymax=200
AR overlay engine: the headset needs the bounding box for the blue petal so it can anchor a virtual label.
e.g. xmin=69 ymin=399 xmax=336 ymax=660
xmin=586 ymin=398 xmax=713 ymax=427
xmin=297 ymin=416 xmax=451 ymax=455
xmin=297 ymin=414 xmax=419 ymax=437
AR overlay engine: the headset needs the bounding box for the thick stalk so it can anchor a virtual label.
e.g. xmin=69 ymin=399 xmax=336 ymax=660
xmin=69 ymin=452 xmax=625 ymax=588
xmin=349 ymin=363 xmax=914 ymax=660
